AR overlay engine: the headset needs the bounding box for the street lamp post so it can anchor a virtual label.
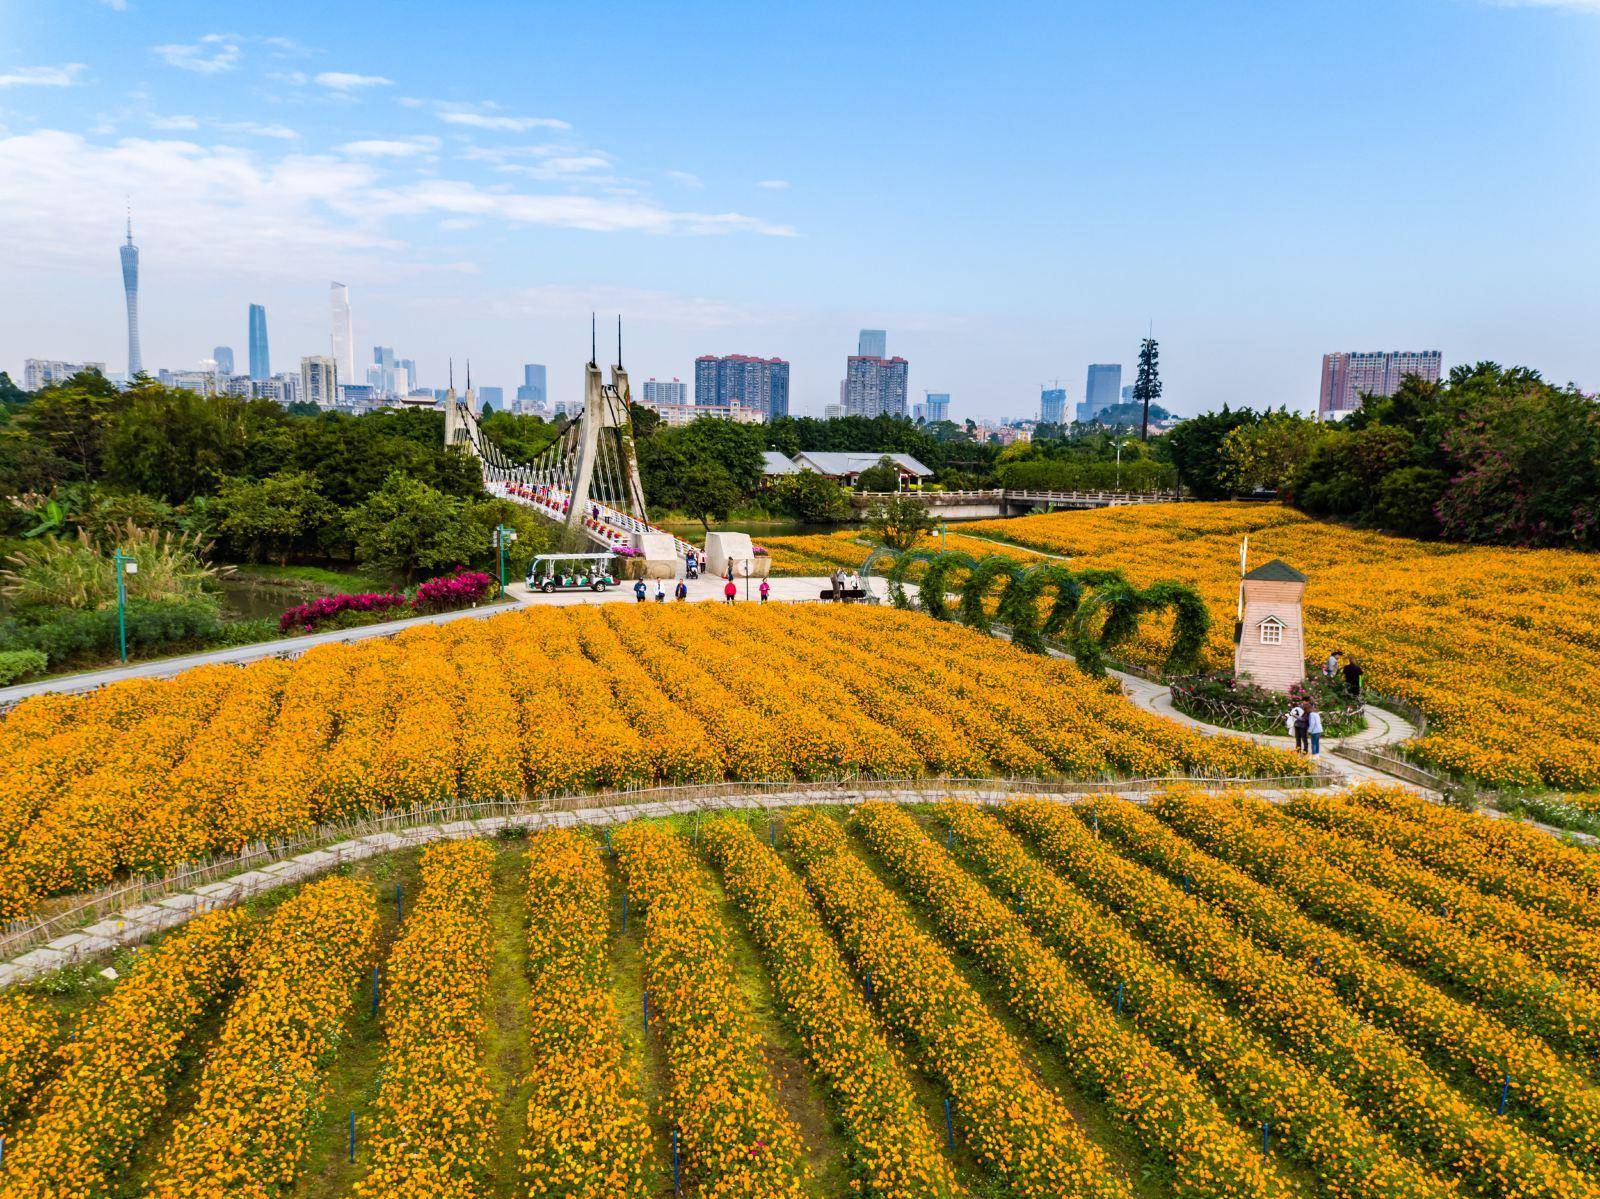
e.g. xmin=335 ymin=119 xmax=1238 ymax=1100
xmin=112 ymin=549 xmax=138 ymax=663
xmin=493 ymin=524 xmax=517 ymax=598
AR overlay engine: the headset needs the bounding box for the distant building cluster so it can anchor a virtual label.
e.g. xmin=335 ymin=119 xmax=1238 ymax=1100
xmin=693 ymin=353 xmax=790 ymax=420
xmin=1318 ymin=350 xmax=1442 ymax=419
xmin=841 ymin=328 xmax=908 ymax=418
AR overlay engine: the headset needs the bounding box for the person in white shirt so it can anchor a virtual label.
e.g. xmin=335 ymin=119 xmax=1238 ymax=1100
xmin=1306 ymin=704 xmax=1324 ymax=756
xmin=1286 ymin=703 xmax=1305 ymax=750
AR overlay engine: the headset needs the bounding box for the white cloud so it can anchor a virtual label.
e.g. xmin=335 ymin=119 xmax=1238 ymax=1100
xmin=152 ymin=35 xmax=240 ymax=74
xmin=755 ymin=179 xmax=790 ymax=190
xmin=268 ymin=69 xmax=309 ymax=87
xmin=150 ymin=115 xmax=297 ymax=139
xmin=148 ymin=114 xmax=201 ymax=130
xmin=0 ymin=64 xmax=89 ymax=88
xmin=340 ymin=136 xmax=440 ymax=157
xmin=665 ymin=169 xmax=704 ymax=188
xmin=315 ymin=71 xmax=393 ymax=90
xmin=0 ymin=129 xmax=797 ymax=296
xmin=438 ymin=111 xmax=570 ymax=132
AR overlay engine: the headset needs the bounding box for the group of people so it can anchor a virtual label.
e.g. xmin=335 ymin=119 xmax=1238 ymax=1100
xmin=1322 ymin=650 xmax=1364 ymax=695
xmin=1285 ymin=700 xmax=1324 ymax=755
xmin=632 ymin=573 xmax=770 ymax=605
xmin=829 ymin=569 xmax=862 ymax=599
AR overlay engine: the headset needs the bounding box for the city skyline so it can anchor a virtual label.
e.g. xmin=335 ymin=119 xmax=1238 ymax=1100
xmin=1 ymin=2 xmax=1596 ymax=417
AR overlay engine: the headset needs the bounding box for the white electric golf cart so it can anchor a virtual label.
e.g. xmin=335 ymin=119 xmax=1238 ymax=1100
xmin=527 ymin=552 xmax=619 ymax=593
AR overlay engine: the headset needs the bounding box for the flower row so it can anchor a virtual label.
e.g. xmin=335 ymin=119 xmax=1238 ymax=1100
xmin=702 ymin=817 xmax=960 ymax=1199
xmin=0 ymin=603 xmax=1306 ymax=917
xmin=521 ymin=829 xmax=654 ymax=1199
xmin=142 ymin=876 xmax=377 ymax=1199
xmin=1023 ymin=796 xmax=1600 ymax=1197
xmin=613 ymin=822 xmax=810 ymax=1198
xmin=1150 ymin=791 xmax=1600 ymax=1057
xmin=0 ymin=991 xmax=65 ymax=1137
xmin=851 ymin=801 xmax=1282 ymax=1199
xmin=0 ymin=909 xmax=252 ymax=1199
xmin=1279 ymin=790 xmax=1600 ymax=990
xmin=354 ymin=840 xmax=496 ymax=1199
xmin=939 ymin=801 xmax=1456 ymax=1199
xmin=784 ymin=810 xmax=1131 ymax=1199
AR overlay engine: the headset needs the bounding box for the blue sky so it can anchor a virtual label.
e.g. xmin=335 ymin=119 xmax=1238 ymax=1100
xmin=1 ymin=0 xmax=1596 ymax=418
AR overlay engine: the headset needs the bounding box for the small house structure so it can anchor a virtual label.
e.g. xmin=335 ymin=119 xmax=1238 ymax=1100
xmin=1233 ymin=558 xmax=1307 ymax=692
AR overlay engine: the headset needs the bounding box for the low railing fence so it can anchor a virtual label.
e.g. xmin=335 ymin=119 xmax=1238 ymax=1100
xmin=1167 ymin=681 xmax=1366 ymax=738
xmin=0 ymin=770 xmax=1333 ymax=963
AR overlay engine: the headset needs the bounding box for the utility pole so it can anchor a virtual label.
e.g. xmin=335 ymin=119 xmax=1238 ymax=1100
xmin=113 ymin=548 xmax=138 ymax=662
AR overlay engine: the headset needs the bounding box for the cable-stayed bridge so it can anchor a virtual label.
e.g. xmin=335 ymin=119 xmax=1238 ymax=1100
xmin=441 ymin=335 xmax=696 ymax=566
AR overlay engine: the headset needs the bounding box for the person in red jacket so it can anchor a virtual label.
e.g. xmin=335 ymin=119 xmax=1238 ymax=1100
xmin=723 ymin=578 xmax=737 ymax=604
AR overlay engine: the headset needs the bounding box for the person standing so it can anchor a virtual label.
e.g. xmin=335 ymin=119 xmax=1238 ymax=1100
xmin=655 ymin=580 xmax=666 ymax=603
xmin=1324 ymin=651 xmax=1341 ymax=679
xmin=674 ymin=579 xmax=688 ymax=602
xmin=723 ymin=578 xmax=737 ymax=605
xmin=633 ymin=579 xmax=647 ymax=603
xmin=759 ymin=579 xmax=770 ymax=603
xmin=1286 ymin=701 xmax=1305 ymax=750
xmin=1343 ymin=659 xmax=1363 ymax=697
xmin=1293 ymin=704 xmax=1311 ymax=753
xmin=1306 ymin=703 xmax=1324 ymax=756
xmin=1285 ymin=701 xmax=1303 ymax=744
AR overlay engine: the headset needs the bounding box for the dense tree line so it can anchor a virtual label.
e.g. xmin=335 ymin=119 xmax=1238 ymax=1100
xmin=1165 ymin=363 xmax=1600 ymax=549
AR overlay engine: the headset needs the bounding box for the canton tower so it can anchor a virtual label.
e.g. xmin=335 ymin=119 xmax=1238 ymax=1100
xmin=120 ymin=206 xmax=142 ymax=378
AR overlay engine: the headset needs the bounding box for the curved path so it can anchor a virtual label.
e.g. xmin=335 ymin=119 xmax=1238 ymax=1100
xmin=0 ymin=776 xmax=1325 ymax=987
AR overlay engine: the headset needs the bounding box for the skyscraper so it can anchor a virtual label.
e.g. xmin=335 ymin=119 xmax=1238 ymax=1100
xmin=516 ymin=363 xmax=547 ymax=411
xmin=1077 ymin=364 xmax=1122 ymax=423
xmin=247 ymin=304 xmax=270 ymax=380
xmin=212 ymin=346 xmax=235 ymax=376
xmin=372 ymin=345 xmax=397 ymax=395
xmin=693 ymin=354 xmax=790 ymax=419
xmin=120 ymin=210 xmax=142 ymax=377
xmin=844 ymin=355 xmax=908 ymax=418
xmin=1318 ymin=350 xmax=1443 ymax=419
xmin=1040 ymin=387 xmax=1067 ymax=425
xmin=858 ymin=329 xmax=887 ymax=359
xmin=300 ymin=355 xmax=338 ymax=408
xmin=330 ymin=283 xmax=355 ymax=383
xmin=924 ymin=392 xmax=950 ymax=422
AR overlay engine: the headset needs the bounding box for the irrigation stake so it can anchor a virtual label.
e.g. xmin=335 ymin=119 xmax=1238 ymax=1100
xmin=1115 ymin=982 xmax=1124 ymax=1015
xmin=1499 ymin=1075 xmax=1510 ymax=1115
xmin=621 ymin=892 xmax=628 ymax=934
xmin=1261 ymin=1121 xmax=1270 ymax=1157
xmin=348 ymin=1111 xmax=356 ymax=1163
xmin=370 ymin=965 xmax=380 ymax=1017
xmin=395 ymin=883 xmax=403 ymax=922
xmin=672 ymin=1128 xmax=681 ymax=1195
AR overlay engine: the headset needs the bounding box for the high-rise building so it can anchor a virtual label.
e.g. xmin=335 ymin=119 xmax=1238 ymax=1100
xmin=371 ymin=346 xmax=397 ymax=395
xmin=925 ymin=392 xmax=950 ymax=423
xmin=300 ymin=355 xmax=338 ymax=409
xmin=515 ymin=363 xmax=547 ymax=412
xmin=212 ymin=346 xmax=234 ymax=376
xmin=1077 ymin=363 xmax=1122 ymax=423
xmin=858 ymin=328 xmax=887 ymax=359
xmin=247 ymin=304 xmax=270 ymax=380
xmin=1318 ymin=350 xmax=1443 ymax=419
xmin=844 ymin=355 xmax=908 ymax=418
xmin=1040 ymin=387 xmax=1067 ymax=425
xmin=693 ymin=354 xmax=790 ymax=419
xmin=642 ymin=377 xmax=688 ymax=406
xmin=23 ymin=359 xmax=106 ymax=391
xmin=398 ymin=358 xmax=418 ymax=392
xmin=478 ymin=386 xmax=505 ymax=411
xmin=329 ymin=283 xmax=354 ymax=383
xmin=824 ymin=402 xmax=843 ymax=420
xmin=120 ymin=211 xmax=142 ymax=377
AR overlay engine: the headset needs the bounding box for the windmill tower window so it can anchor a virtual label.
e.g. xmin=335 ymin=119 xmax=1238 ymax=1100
xmin=1258 ymin=616 xmax=1285 ymax=645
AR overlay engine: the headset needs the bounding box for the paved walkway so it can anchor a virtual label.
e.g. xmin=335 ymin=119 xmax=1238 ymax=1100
xmin=1111 ymin=668 xmax=1425 ymax=789
xmin=0 ymin=778 xmax=1327 ymax=987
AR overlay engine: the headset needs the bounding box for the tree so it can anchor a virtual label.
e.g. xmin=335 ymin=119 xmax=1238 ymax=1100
xmin=865 ymin=495 xmax=935 ymax=551
xmin=212 ymin=471 xmax=331 ymax=564
xmin=678 ymin=462 xmax=741 ymax=530
xmin=103 ymin=382 xmax=256 ymax=502
xmin=1164 ymin=406 xmax=1260 ymax=499
xmin=6 ymin=370 xmax=126 ymax=487
xmin=1217 ymin=413 xmax=1328 ymax=496
xmin=769 ymin=470 xmax=851 ymax=523
xmin=0 ymin=372 xmax=25 ymax=407
xmin=855 ymin=455 xmax=902 ymax=493
xmin=344 ymin=471 xmax=478 ymax=581
xmin=1133 ymin=337 xmax=1163 ymax=442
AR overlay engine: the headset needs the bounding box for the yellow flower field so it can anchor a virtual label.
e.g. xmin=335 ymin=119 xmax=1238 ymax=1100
xmin=0 ymin=602 xmax=1303 ymax=917
xmin=6 ymin=789 xmax=1600 ymax=1198
xmin=763 ymin=503 xmax=1600 ymax=790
